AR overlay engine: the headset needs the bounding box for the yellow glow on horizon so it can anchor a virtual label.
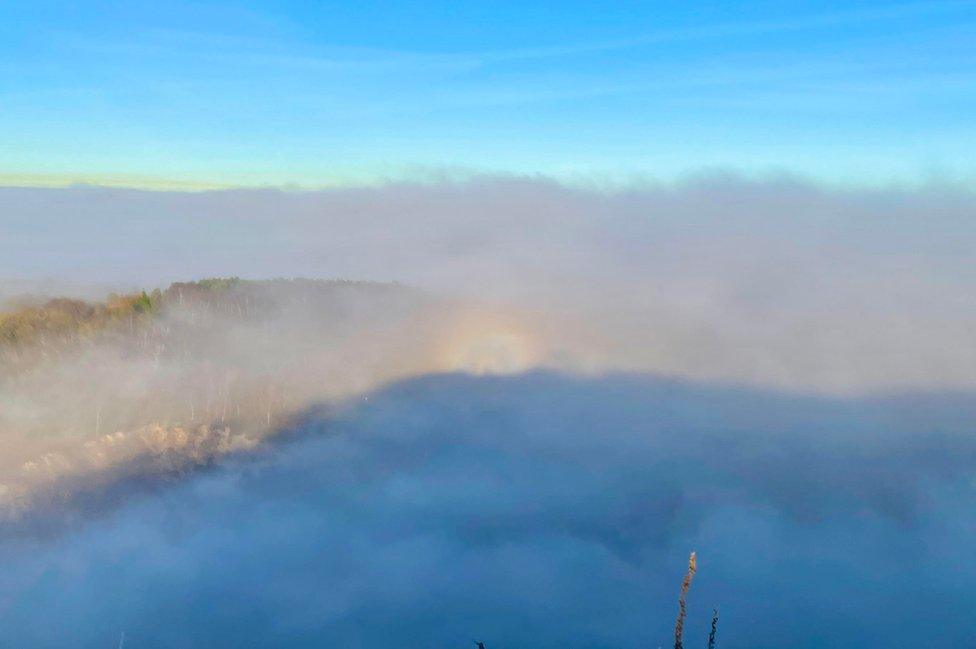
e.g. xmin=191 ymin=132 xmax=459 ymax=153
xmin=0 ymin=172 xmax=232 ymax=192
xmin=0 ymin=165 xmax=487 ymax=192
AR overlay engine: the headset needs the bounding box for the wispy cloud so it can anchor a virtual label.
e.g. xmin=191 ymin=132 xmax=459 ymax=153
xmin=471 ymin=0 xmax=976 ymax=64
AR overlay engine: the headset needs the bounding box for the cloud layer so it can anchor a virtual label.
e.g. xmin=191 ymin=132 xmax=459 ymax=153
xmin=2 ymin=176 xmax=975 ymax=392
xmin=1 ymin=371 xmax=974 ymax=648
xmin=2 ymin=178 xmax=974 ymax=647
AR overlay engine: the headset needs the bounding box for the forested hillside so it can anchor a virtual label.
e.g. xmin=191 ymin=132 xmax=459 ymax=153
xmin=1 ymin=278 xmax=406 ymax=363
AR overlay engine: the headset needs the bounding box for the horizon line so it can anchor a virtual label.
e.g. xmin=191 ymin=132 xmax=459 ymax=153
xmin=2 ymin=168 xmax=974 ymax=194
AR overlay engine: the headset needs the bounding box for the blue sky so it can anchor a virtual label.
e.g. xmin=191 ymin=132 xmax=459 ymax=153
xmin=1 ymin=0 xmax=974 ymax=187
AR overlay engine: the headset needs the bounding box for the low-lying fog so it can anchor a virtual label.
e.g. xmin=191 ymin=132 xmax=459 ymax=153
xmin=4 ymin=176 xmax=975 ymax=393
xmin=1 ymin=176 xmax=974 ymax=648
xmin=2 ymin=372 xmax=975 ymax=647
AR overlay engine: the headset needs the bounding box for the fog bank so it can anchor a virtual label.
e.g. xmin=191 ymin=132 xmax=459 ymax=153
xmin=1 ymin=372 xmax=974 ymax=648
xmin=3 ymin=176 xmax=974 ymax=393
xmin=2 ymin=177 xmax=975 ymax=647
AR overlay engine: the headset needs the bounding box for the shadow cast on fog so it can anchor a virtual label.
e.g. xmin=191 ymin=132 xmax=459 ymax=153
xmin=1 ymin=370 xmax=975 ymax=648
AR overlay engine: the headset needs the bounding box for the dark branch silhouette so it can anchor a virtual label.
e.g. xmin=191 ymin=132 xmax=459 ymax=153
xmin=707 ymin=609 xmax=719 ymax=649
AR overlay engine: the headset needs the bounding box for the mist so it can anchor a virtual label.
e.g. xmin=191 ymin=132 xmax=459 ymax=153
xmin=3 ymin=176 xmax=975 ymax=393
xmin=0 ymin=279 xmax=481 ymax=513
xmin=2 ymin=372 xmax=975 ymax=647
xmin=1 ymin=175 xmax=975 ymax=647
